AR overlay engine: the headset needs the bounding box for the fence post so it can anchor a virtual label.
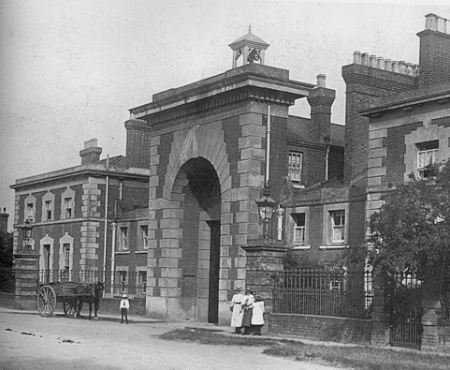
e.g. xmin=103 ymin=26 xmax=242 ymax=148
xmin=242 ymin=239 xmax=287 ymax=334
xmin=370 ymin=271 xmax=390 ymax=346
xmin=13 ymin=250 xmax=40 ymax=310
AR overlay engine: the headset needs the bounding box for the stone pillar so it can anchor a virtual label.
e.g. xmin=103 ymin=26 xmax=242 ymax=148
xmin=421 ymin=296 xmax=440 ymax=351
xmin=241 ymin=239 xmax=287 ymax=313
xmin=14 ymin=251 xmax=40 ymax=310
xmin=370 ymin=272 xmax=390 ymax=346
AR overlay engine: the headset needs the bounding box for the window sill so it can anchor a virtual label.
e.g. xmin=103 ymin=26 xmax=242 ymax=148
xmin=135 ymin=250 xmax=148 ymax=254
xmin=320 ymin=245 xmax=349 ymax=250
xmin=115 ymin=251 xmax=130 ymax=255
xmin=292 ymin=183 xmax=305 ymax=189
xmin=293 ymin=245 xmax=310 ymax=250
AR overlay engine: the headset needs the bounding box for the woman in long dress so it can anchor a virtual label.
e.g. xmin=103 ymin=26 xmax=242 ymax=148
xmin=251 ymin=296 xmax=265 ymax=335
xmin=230 ymin=287 xmax=245 ymax=334
xmin=241 ymin=291 xmax=255 ymax=335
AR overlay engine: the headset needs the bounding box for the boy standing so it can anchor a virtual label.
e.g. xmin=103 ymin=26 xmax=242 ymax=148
xmin=120 ymin=294 xmax=130 ymax=324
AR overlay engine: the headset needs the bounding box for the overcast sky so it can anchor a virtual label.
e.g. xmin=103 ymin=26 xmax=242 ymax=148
xmin=1 ymin=0 xmax=449 ymax=231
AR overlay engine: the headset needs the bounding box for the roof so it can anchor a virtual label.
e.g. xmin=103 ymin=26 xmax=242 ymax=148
xmin=287 ymin=115 xmax=345 ymax=148
xmin=361 ymin=82 xmax=450 ymax=117
xmin=229 ymin=31 xmax=269 ymax=49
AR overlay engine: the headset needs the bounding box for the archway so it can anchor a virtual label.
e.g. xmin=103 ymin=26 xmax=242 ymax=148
xmin=174 ymin=157 xmax=221 ymax=323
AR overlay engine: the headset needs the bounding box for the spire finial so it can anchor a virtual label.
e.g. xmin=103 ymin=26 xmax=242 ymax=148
xmin=249 ymin=24 xmax=251 ymax=33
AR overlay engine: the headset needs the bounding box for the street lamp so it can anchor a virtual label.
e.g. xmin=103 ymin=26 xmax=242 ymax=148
xmin=256 ymin=185 xmax=276 ymax=239
xmin=22 ymin=219 xmax=33 ymax=251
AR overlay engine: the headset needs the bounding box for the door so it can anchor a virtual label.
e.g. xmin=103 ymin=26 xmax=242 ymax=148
xmin=207 ymin=221 xmax=220 ymax=324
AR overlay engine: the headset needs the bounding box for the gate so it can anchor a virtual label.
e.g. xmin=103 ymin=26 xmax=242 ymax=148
xmin=386 ymin=273 xmax=423 ymax=349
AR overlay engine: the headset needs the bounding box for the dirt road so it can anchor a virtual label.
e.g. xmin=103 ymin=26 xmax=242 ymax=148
xmin=0 ymin=308 xmax=343 ymax=370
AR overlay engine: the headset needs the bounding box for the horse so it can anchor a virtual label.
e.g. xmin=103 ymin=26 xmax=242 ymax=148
xmin=75 ymin=282 xmax=104 ymax=320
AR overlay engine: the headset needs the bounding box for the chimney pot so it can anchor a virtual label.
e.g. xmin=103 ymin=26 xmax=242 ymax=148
xmin=392 ymin=61 xmax=399 ymax=73
xmin=399 ymin=61 xmax=407 ymax=74
xmin=316 ymin=74 xmax=326 ymax=88
xmin=369 ymin=55 xmax=377 ymax=68
xmin=425 ymin=13 xmax=438 ymax=31
xmin=384 ymin=59 xmax=392 ymax=71
xmin=353 ymin=51 xmax=361 ymax=64
xmin=361 ymin=53 xmax=369 ymax=66
xmin=377 ymin=57 xmax=384 ymax=70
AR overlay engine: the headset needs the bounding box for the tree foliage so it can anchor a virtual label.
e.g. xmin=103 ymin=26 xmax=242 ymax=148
xmin=367 ymin=161 xmax=450 ymax=310
xmin=0 ymin=229 xmax=13 ymax=269
xmin=368 ymin=161 xmax=450 ymax=275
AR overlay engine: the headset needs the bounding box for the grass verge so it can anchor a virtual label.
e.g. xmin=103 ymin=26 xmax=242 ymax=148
xmin=160 ymin=328 xmax=450 ymax=370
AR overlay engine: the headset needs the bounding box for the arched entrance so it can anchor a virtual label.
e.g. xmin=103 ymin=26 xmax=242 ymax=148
xmin=174 ymin=157 xmax=221 ymax=323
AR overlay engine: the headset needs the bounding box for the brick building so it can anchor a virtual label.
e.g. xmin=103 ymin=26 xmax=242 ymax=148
xmin=361 ymin=14 xmax=450 ymax=222
xmin=11 ymin=139 xmax=150 ymax=298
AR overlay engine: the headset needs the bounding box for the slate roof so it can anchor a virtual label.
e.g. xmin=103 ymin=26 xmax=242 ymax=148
xmin=287 ymin=115 xmax=345 ymax=148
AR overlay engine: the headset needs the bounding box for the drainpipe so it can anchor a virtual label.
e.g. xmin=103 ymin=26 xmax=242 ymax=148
xmin=325 ymin=145 xmax=330 ymax=181
xmin=102 ymin=155 xmax=109 ymax=284
xmin=265 ymin=106 xmax=271 ymax=187
xmin=276 ymin=205 xmax=285 ymax=241
xmin=110 ymin=220 xmax=117 ymax=298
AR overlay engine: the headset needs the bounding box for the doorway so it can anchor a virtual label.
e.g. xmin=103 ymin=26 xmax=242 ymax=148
xmin=207 ymin=220 xmax=220 ymax=323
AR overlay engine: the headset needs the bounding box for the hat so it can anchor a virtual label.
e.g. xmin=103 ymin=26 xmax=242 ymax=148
xmin=234 ymin=286 xmax=242 ymax=291
xmin=122 ymin=294 xmax=127 ymax=298
xmin=255 ymin=295 xmax=263 ymax=301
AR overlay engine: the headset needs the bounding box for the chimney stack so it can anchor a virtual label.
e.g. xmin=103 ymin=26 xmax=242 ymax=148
xmin=417 ymin=14 xmax=450 ymax=87
xmin=0 ymin=208 xmax=9 ymax=233
xmin=80 ymin=138 xmax=102 ymax=165
xmin=307 ymin=74 xmax=336 ymax=144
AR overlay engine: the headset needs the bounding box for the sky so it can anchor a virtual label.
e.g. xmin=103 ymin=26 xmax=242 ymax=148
xmin=1 ymin=0 xmax=449 ymax=231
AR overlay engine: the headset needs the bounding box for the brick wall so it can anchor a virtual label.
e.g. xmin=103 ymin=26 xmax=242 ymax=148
xmin=125 ymin=119 xmax=152 ymax=168
xmin=418 ymin=30 xmax=450 ymax=88
xmin=342 ymin=64 xmax=417 ymax=184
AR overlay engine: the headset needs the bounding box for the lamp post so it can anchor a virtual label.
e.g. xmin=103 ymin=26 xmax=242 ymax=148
xmin=256 ymin=185 xmax=276 ymax=239
xmin=22 ymin=219 xmax=34 ymax=251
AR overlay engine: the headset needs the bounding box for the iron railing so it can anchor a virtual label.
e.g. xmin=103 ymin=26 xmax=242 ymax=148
xmin=386 ymin=272 xmax=423 ymax=349
xmin=272 ymin=268 xmax=373 ymax=319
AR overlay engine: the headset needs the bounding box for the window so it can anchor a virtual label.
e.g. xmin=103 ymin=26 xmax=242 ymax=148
xmin=59 ymin=233 xmax=73 ymax=282
xmin=27 ymin=203 xmax=34 ymax=221
xmin=137 ymin=270 xmax=147 ymax=296
xmin=115 ymin=269 xmax=128 ymax=296
xmin=417 ymin=140 xmax=439 ymax=178
xmin=41 ymin=192 xmax=55 ymax=222
xmin=321 ymin=204 xmax=349 ymax=249
xmin=140 ymin=225 xmax=148 ymax=251
xmin=119 ymin=227 xmax=129 ymax=251
xmin=64 ymin=198 xmax=73 ymax=218
xmin=292 ymin=213 xmax=306 ymax=244
xmin=45 ymin=201 xmax=52 ymax=220
xmin=63 ymin=244 xmax=70 ymax=270
xmin=331 ymin=210 xmax=345 ymax=242
xmin=288 ymin=151 xmax=303 ymax=183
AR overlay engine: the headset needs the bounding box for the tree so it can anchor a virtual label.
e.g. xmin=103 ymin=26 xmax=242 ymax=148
xmin=367 ymin=160 xmax=450 ymax=324
xmin=0 ymin=229 xmax=13 ymax=269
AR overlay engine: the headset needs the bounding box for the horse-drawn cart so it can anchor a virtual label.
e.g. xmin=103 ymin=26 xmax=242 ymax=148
xmin=37 ymin=281 xmax=104 ymax=318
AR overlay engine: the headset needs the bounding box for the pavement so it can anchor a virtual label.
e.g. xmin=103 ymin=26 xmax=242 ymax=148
xmin=0 ymin=305 xmax=359 ymax=348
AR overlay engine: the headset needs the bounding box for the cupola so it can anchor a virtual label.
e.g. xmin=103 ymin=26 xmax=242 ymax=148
xmin=229 ymin=26 xmax=269 ymax=68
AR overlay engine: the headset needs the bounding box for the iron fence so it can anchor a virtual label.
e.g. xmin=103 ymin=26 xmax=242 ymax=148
xmin=38 ymin=269 xmax=147 ymax=298
xmin=272 ymin=268 xmax=373 ymax=319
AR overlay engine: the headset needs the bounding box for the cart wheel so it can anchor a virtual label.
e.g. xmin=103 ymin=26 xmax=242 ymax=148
xmin=37 ymin=285 xmax=56 ymax=317
xmin=63 ymin=299 xmax=78 ymax=317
